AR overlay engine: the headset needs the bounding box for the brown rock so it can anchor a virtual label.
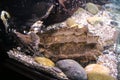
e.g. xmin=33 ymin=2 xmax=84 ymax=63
xmin=39 ymin=27 xmax=102 ymax=65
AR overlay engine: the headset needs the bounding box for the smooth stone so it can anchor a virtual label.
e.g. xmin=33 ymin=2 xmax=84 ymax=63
xmin=110 ymin=21 xmax=118 ymax=26
xmin=103 ymin=50 xmax=109 ymax=54
xmin=66 ymin=18 xmax=78 ymax=28
xmin=56 ymin=59 xmax=87 ymax=80
xmin=34 ymin=57 xmax=55 ymax=67
xmin=86 ymin=72 xmax=116 ymax=80
xmin=85 ymin=3 xmax=99 ymax=15
xmin=85 ymin=64 xmax=115 ymax=80
xmin=87 ymin=16 xmax=102 ymax=25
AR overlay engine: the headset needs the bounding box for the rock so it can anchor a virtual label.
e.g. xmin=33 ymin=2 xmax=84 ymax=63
xmin=85 ymin=3 xmax=99 ymax=15
xmin=118 ymin=62 xmax=120 ymax=80
xmin=30 ymin=20 xmax=43 ymax=33
xmin=66 ymin=18 xmax=84 ymax=28
xmin=56 ymin=59 xmax=87 ymax=80
xmin=103 ymin=50 xmax=109 ymax=54
xmin=88 ymin=17 xmax=117 ymax=47
xmin=39 ymin=26 xmax=101 ymax=65
xmin=86 ymin=72 xmax=116 ymax=80
xmin=70 ymin=6 xmax=116 ymax=47
xmin=85 ymin=64 xmax=115 ymax=80
xmin=66 ymin=18 xmax=78 ymax=28
xmin=34 ymin=57 xmax=55 ymax=67
xmin=87 ymin=16 xmax=102 ymax=25
xmin=110 ymin=21 xmax=118 ymax=26
xmin=85 ymin=64 xmax=110 ymax=75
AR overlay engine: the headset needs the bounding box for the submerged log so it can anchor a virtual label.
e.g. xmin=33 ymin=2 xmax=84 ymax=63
xmin=14 ymin=32 xmax=40 ymax=56
xmin=7 ymin=49 xmax=68 ymax=80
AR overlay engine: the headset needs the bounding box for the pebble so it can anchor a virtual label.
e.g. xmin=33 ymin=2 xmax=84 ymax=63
xmin=103 ymin=50 xmax=109 ymax=54
xmin=110 ymin=21 xmax=118 ymax=26
xmin=66 ymin=18 xmax=78 ymax=28
xmin=56 ymin=59 xmax=87 ymax=80
xmin=85 ymin=2 xmax=99 ymax=15
xmin=34 ymin=57 xmax=55 ymax=67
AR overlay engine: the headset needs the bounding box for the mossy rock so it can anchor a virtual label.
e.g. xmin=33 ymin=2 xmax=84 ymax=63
xmin=85 ymin=3 xmax=99 ymax=15
xmin=34 ymin=57 xmax=55 ymax=67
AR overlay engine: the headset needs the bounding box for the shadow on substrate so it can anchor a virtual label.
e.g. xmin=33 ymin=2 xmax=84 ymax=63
xmin=0 ymin=53 xmax=32 ymax=80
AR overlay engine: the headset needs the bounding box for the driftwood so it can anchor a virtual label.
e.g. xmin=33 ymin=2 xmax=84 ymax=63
xmin=7 ymin=49 xmax=68 ymax=80
xmin=14 ymin=32 xmax=40 ymax=56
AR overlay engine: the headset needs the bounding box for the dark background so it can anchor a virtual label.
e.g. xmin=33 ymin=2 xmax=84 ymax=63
xmin=0 ymin=54 xmax=32 ymax=80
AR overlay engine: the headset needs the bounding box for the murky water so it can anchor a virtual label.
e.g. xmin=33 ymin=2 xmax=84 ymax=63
xmin=107 ymin=0 xmax=120 ymax=79
xmin=104 ymin=0 xmax=120 ymax=29
xmin=106 ymin=0 xmax=120 ymax=53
